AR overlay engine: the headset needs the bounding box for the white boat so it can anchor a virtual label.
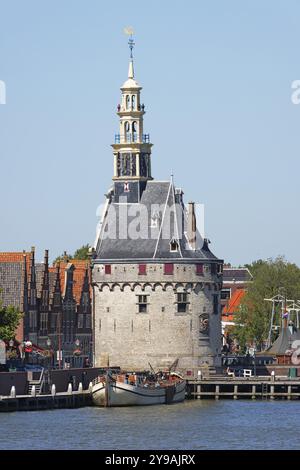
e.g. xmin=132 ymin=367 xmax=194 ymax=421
xmin=91 ymin=371 xmax=186 ymax=407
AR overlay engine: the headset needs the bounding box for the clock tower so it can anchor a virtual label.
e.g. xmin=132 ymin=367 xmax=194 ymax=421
xmin=111 ymin=36 xmax=153 ymax=203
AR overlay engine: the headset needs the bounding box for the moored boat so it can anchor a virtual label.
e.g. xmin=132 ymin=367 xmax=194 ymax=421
xmin=91 ymin=371 xmax=186 ymax=407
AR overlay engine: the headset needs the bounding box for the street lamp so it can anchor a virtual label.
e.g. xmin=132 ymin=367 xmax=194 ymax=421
xmin=9 ymin=339 xmax=14 ymax=348
xmin=75 ymin=339 xmax=80 ymax=348
xmin=46 ymin=338 xmax=52 ymax=369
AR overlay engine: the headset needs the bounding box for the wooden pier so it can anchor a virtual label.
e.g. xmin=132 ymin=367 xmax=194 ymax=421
xmin=0 ymin=389 xmax=92 ymax=412
xmin=186 ymin=377 xmax=300 ymax=400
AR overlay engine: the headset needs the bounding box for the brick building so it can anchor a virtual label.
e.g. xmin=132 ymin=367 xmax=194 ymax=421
xmin=0 ymin=248 xmax=92 ymax=365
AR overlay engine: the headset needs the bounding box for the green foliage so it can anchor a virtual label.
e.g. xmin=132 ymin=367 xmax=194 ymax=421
xmin=73 ymin=244 xmax=90 ymax=260
xmin=232 ymin=256 xmax=300 ymax=351
xmin=53 ymin=244 xmax=90 ymax=265
xmin=0 ymin=298 xmax=23 ymax=342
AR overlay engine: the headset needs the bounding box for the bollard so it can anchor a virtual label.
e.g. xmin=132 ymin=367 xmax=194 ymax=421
xmin=67 ymin=383 xmax=72 ymax=394
xmin=51 ymin=384 xmax=56 ymax=397
xmin=78 ymin=382 xmax=83 ymax=393
xmin=88 ymin=381 xmax=93 ymax=393
xmin=31 ymin=385 xmax=36 ymax=397
xmin=10 ymin=386 xmax=16 ymax=398
xmin=271 ymin=371 xmax=275 ymax=382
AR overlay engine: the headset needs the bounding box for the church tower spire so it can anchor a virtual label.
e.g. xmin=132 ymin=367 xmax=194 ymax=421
xmin=111 ymin=33 xmax=153 ymax=202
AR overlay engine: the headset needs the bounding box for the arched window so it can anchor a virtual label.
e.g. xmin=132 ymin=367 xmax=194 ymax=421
xmin=170 ymin=238 xmax=179 ymax=252
xmin=126 ymin=95 xmax=130 ymax=110
xmin=132 ymin=121 xmax=137 ymax=142
xmin=132 ymin=95 xmax=136 ymax=110
xmin=125 ymin=121 xmax=130 ymax=142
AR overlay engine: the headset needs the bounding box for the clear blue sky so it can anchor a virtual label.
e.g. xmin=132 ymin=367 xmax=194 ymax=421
xmin=1 ymin=0 xmax=299 ymax=266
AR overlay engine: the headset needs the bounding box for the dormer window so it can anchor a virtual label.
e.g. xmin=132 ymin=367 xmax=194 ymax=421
xmin=170 ymin=238 xmax=179 ymax=252
xmin=151 ymin=211 xmax=160 ymax=228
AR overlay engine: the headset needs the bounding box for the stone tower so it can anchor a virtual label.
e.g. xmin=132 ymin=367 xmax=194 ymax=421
xmin=92 ymin=38 xmax=223 ymax=375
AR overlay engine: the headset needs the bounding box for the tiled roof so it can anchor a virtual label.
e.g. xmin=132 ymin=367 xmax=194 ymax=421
xmin=0 ymin=252 xmax=31 ymax=273
xmin=223 ymin=289 xmax=246 ymax=315
xmin=58 ymin=260 xmax=90 ymax=304
xmin=223 ymin=268 xmax=252 ymax=283
xmin=0 ymin=262 xmax=24 ymax=310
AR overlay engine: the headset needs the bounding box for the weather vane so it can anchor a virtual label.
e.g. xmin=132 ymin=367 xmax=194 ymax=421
xmin=124 ymin=26 xmax=135 ymax=58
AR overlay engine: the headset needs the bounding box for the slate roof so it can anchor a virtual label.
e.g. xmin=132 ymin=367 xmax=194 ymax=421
xmin=266 ymin=326 xmax=300 ymax=355
xmin=223 ymin=268 xmax=253 ymax=283
xmin=0 ymin=262 xmax=24 ymax=310
xmin=95 ymin=180 xmax=221 ymax=262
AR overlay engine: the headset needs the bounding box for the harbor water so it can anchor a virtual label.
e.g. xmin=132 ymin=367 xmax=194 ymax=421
xmin=0 ymin=400 xmax=299 ymax=450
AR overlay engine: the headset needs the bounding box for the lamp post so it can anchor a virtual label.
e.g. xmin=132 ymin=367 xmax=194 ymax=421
xmin=46 ymin=337 xmax=52 ymax=369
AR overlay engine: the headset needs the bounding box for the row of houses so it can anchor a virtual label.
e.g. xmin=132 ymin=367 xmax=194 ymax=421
xmin=0 ymin=247 xmax=252 ymax=365
xmin=0 ymin=248 xmax=92 ymax=366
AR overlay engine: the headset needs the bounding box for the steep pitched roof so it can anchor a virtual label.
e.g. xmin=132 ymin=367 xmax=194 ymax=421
xmin=0 ymin=252 xmax=29 ymax=310
xmin=266 ymin=327 xmax=300 ymax=355
xmin=58 ymin=260 xmax=90 ymax=304
xmin=223 ymin=289 xmax=246 ymax=315
xmin=223 ymin=267 xmax=253 ymax=283
xmin=95 ymin=180 xmax=220 ymax=262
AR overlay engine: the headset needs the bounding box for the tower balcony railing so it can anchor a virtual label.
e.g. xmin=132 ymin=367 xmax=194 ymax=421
xmin=114 ymin=133 xmax=150 ymax=144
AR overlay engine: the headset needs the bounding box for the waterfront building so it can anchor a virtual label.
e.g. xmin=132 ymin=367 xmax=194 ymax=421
xmin=0 ymin=249 xmax=92 ymax=365
xmin=92 ymin=40 xmax=223 ymax=375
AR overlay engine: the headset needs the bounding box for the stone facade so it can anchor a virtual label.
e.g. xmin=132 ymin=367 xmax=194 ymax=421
xmin=92 ymin=40 xmax=223 ymax=375
xmin=93 ymin=262 xmax=223 ymax=372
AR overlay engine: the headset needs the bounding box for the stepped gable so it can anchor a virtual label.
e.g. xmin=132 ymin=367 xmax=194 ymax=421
xmin=58 ymin=259 xmax=90 ymax=304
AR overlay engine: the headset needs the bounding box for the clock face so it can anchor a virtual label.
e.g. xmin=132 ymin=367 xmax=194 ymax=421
xmin=124 ymin=182 xmax=130 ymax=192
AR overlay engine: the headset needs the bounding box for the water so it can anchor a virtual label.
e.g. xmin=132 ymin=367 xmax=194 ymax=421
xmin=0 ymin=400 xmax=299 ymax=450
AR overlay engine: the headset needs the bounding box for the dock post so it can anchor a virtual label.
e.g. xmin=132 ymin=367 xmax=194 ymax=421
xmin=51 ymin=384 xmax=56 ymax=396
xmin=78 ymin=382 xmax=83 ymax=393
xmin=270 ymin=384 xmax=275 ymax=400
xmin=88 ymin=382 xmax=93 ymax=393
xmin=233 ymin=385 xmax=238 ymax=399
xmin=67 ymin=383 xmax=72 ymax=395
xmin=196 ymin=384 xmax=201 ymax=399
xmin=10 ymin=386 xmax=16 ymax=398
xmin=31 ymin=385 xmax=36 ymax=397
xmin=288 ymin=385 xmax=292 ymax=400
xmin=252 ymin=385 xmax=256 ymax=400
xmin=215 ymin=385 xmax=220 ymax=400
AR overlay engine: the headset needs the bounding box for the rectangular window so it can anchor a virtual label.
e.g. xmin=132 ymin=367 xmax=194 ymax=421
xmin=211 ymin=264 xmax=217 ymax=275
xmin=196 ymin=264 xmax=203 ymax=275
xmin=164 ymin=263 xmax=174 ymax=275
xmin=221 ymin=288 xmax=231 ymax=300
xmin=177 ymin=293 xmax=188 ymax=313
xmin=86 ymin=315 xmax=91 ymax=329
xmin=40 ymin=312 xmax=48 ymax=331
xmin=138 ymin=295 xmax=148 ymax=313
xmin=139 ymin=264 xmax=147 ymax=275
xmin=29 ymin=311 xmax=37 ymax=329
xmin=105 ymin=265 xmax=111 ymax=274
xmin=78 ymin=314 xmax=84 ymax=329
xmin=213 ymin=294 xmax=219 ymax=315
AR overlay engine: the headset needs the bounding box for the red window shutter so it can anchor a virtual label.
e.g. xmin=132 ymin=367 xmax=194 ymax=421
xmin=164 ymin=263 xmax=174 ymax=275
xmin=105 ymin=265 xmax=111 ymax=274
xmin=196 ymin=264 xmax=203 ymax=275
xmin=139 ymin=264 xmax=146 ymax=275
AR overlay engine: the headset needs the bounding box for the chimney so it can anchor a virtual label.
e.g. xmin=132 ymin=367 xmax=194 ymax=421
xmin=187 ymin=202 xmax=196 ymax=250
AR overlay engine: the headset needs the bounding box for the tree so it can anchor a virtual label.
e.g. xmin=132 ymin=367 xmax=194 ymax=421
xmin=53 ymin=244 xmax=90 ymax=265
xmin=73 ymin=244 xmax=90 ymax=260
xmin=232 ymin=257 xmax=300 ymax=352
xmin=0 ymin=298 xmax=23 ymax=342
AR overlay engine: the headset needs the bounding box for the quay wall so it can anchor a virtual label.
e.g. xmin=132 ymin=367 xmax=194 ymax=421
xmin=0 ymin=372 xmax=27 ymax=395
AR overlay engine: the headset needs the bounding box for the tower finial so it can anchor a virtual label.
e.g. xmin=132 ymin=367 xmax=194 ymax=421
xmin=124 ymin=26 xmax=135 ymax=59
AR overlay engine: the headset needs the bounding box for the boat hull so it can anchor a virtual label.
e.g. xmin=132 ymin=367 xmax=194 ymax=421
xmin=92 ymin=380 xmax=186 ymax=407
